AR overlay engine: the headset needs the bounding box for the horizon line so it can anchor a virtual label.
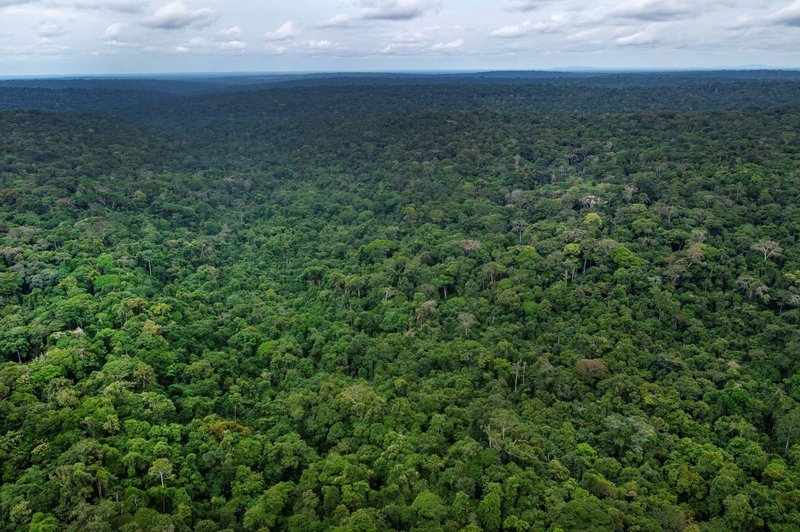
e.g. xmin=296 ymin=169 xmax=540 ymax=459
xmin=2 ymin=66 xmax=800 ymax=81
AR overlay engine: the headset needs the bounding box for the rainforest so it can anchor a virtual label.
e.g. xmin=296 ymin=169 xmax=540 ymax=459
xmin=1 ymin=71 xmax=800 ymax=531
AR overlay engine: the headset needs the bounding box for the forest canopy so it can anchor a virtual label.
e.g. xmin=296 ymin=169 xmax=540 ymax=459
xmin=1 ymin=71 xmax=799 ymax=531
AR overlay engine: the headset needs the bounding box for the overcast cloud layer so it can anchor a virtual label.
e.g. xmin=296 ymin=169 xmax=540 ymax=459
xmin=1 ymin=0 xmax=799 ymax=75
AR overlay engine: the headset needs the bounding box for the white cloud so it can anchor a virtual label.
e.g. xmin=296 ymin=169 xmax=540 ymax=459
xmin=536 ymin=14 xmax=568 ymax=32
xmin=315 ymin=0 xmax=441 ymax=27
xmin=727 ymin=14 xmax=757 ymax=30
xmin=770 ymin=0 xmax=800 ymax=26
xmin=106 ymin=39 xmax=138 ymax=47
xmin=63 ymin=0 xmax=146 ymax=12
xmin=175 ymin=35 xmax=247 ymax=52
xmin=491 ymin=20 xmax=533 ymax=38
xmin=613 ymin=0 xmax=696 ymax=22
xmin=1 ymin=0 xmax=800 ymax=74
xmin=219 ymin=39 xmax=245 ymax=50
xmin=265 ymin=20 xmax=296 ymax=41
xmin=431 ymin=38 xmax=463 ymax=49
xmin=38 ymin=23 xmax=64 ymax=38
xmin=508 ymin=0 xmax=556 ymax=11
xmin=615 ymin=27 xmax=661 ymax=46
xmin=142 ymin=1 xmax=217 ymax=30
xmin=316 ymin=14 xmax=355 ymax=28
xmin=304 ymin=39 xmax=336 ymax=49
xmin=0 ymin=41 xmax=69 ymax=56
xmin=380 ymin=41 xmax=424 ymax=54
xmin=217 ymin=25 xmax=241 ymax=38
xmin=360 ymin=0 xmax=441 ymax=21
xmin=101 ymin=22 xmax=139 ymax=47
xmin=102 ymin=22 xmax=127 ymax=39
xmin=0 ymin=0 xmax=146 ymax=10
xmin=491 ymin=15 xmax=567 ymax=37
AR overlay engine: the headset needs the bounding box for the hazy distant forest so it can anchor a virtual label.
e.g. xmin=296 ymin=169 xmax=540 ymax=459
xmin=1 ymin=71 xmax=800 ymax=531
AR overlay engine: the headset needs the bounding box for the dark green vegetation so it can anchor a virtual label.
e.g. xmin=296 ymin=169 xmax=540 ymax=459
xmin=1 ymin=71 xmax=800 ymax=531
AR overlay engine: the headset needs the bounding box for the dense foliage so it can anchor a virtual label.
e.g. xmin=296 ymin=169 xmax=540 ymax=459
xmin=1 ymin=73 xmax=800 ymax=531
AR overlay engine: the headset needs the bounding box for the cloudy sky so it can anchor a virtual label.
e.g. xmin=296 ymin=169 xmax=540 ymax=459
xmin=1 ymin=0 xmax=799 ymax=75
